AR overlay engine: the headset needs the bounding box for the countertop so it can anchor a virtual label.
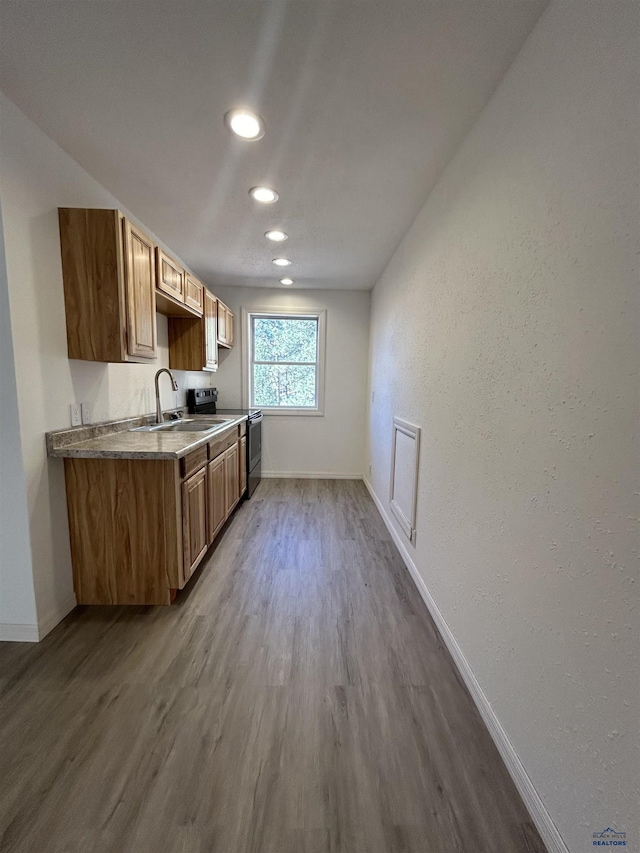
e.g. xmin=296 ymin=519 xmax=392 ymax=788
xmin=46 ymin=414 xmax=248 ymax=461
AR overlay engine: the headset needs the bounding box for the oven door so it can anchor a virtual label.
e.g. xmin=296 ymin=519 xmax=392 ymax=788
xmin=248 ymin=415 xmax=262 ymax=472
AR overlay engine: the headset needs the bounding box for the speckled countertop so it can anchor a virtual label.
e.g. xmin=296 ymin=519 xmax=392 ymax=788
xmin=46 ymin=414 xmax=247 ymax=460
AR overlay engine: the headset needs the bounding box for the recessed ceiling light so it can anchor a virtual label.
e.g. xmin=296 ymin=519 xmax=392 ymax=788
xmin=249 ymin=186 xmax=279 ymax=204
xmin=280 ymin=278 xmax=293 ymax=286
xmin=272 ymin=257 xmax=291 ymax=267
xmin=224 ymin=109 xmax=265 ymax=140
xmin=265 ymin=230 xmax=288 ymax=242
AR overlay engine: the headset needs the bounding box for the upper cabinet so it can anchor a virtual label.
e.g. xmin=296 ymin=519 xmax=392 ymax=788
xmin=58 ymin=207 xmax=231 ymax=367
xmin=217 ymin=299 xmax=234 ymax=348
xmin=204 ymin=290 xmax=219 ymax=370
xmin=184 ymin=273 xmax=204 ymax=314
xmin=123 ymin=219 xmax=157 ymax=360
xmin=156 ymin=248 xmax=184 ymax=303
xmin=155 ymin=250 xmax=205 ymax=319
xmin=59 ymin=208 xmax=157 ymax=363
xmin=168 ymin=288 xmax=218 ymax=373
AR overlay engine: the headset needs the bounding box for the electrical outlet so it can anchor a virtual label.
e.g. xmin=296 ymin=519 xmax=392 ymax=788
xmin=371 ymin=390 xmax=375 ymax=403
xmin=81 ymin=402 xmax=92 ymax=424
xmin=368 ymin=463 xmax=372 ymax=475
xmin=70 ymin=403 xmax=81 ymax=426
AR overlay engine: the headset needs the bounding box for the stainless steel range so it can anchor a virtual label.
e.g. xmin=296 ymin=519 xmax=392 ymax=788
xmin=187 ymin=389 xmax=262 ymax=498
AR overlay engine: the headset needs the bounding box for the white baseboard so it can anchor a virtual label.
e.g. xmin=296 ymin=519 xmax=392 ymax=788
xmin=262 ymin=471 xmax=363 ymax=480
xmin=363 ymin=476 xmax=569 ymax=853
xmin=0 ymin=621 xmax=40 ymax=642
xmin=0 ymin=593 xmax=77 ymax=643
xmin=37 ymin=593 xmax=77 ymax=640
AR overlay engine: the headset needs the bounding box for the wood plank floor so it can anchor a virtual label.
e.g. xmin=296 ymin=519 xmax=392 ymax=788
xmin=0 ymin=479 xmax=545 ymax=853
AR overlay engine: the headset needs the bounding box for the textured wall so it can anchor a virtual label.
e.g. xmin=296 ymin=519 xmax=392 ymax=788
xmin=0 ymin=94 xmax=212 ymax=636
xmin=366 ymin=3 xmax=638 ymax=850
xmin=0 ymin=201 xmax=39 ymax=638
xmin=210 ymin=286 xmax=370 ymax=478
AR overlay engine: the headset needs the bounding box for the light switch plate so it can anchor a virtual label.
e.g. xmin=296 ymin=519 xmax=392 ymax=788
xmin=81 ymin=403 xmax=92 ymax=425
xmin=70 ymin=403 xmax=81 ymax=427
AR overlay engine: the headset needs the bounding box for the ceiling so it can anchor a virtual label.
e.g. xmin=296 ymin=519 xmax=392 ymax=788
xmin=0 ymin=0 xmax=546 ymax=290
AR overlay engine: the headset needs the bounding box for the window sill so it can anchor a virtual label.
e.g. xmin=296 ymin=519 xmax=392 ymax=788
xmin=258 ymin=407 xmax=324 ymax=417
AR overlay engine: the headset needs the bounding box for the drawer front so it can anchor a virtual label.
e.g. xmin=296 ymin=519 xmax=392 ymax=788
xmin=180 ymin=445 xmax=208 ymax=479
xmin=239 ymin=420 xmax=247 ymax=437
xmin=208 ymin=426 xmax=237 ymax=460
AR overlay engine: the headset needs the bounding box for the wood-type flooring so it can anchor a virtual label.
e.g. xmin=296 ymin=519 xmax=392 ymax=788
xmin=0 ymin=479 xmax=546 ymax=853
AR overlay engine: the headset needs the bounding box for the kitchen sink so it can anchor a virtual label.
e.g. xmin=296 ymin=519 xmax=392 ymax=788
xmin=155 ymin=421 xmax=223 ymax=432
xmin=130 ymin=418 xmax=234 ymax=433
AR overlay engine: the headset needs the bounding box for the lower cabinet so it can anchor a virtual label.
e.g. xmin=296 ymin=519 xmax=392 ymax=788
xmin=63 ymin=421 xmax=247 ymax=605
xmin=224 ymin=442 xmax=240 ymax=516
xmin=239 ymin=435 xmax=247 ymax=499
xmin=207 ymin=442 xmax=242 ymax=544
xmin=207 ymin=452 xmax=226 ymax=542
xmin=182 ymin=466 xmax=208 ymax=582
xmin=64 ymin=456 xmax=183 ymax=605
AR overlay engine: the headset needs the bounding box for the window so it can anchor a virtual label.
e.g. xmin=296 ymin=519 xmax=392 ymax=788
xmin=243 ymin=308 xmax=326 ymax=414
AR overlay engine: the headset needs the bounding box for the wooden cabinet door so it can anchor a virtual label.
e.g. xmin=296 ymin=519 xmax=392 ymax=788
xmin=204 ymin=290 xmax=218 ymax=371
xmin=207 ymin=453 xmax=226 ymax=543
xmin=184 ymin=273 xmax=204 ymax=314
xmin=239 ymin=436 xmax=247 ymax=498
xmin=217 ymin=302 xmax=234 ymax=348
xmin=157 ymin=249 xmax=184 ymax=303
xmin=226 ymin=310 xmax=234 ymax=347
xmin=182 ymin=466 xmax=208 ymax=581
xmin=217 ymin=301 xmax=227 ymax=345
xmin=224 ymin=443 xmax=240 ymax=515
xmin=122 ymin=219 xmax=157 ymax=359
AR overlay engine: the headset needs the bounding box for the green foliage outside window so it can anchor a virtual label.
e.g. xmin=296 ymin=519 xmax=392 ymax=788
xmin=252 ymin=317 xmax=318 ymax=408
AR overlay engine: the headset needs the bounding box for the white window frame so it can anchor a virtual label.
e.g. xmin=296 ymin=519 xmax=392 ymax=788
xmin=241 ymin=307 xmax=326 ymax=416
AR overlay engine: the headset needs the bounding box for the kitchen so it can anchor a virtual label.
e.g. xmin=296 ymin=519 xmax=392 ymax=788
xmin=0 ymin=3 xmax=637 ymax=853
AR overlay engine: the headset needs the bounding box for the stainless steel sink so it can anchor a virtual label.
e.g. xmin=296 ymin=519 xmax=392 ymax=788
xmin=156 ymin=421 xmax=224 ymax=432
xmin=130 ymin=418 xmax=233 ymax=433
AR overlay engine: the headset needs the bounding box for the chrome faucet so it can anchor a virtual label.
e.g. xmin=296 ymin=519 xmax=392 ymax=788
xmin=154 ymin=368 xmax=179 ymax=423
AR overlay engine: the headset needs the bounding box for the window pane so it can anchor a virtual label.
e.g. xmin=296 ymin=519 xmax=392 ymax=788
xmin=253 ymin=318 xmax=317 ymax=363
xmin=253 ymin=364 xmax=317 ymax=407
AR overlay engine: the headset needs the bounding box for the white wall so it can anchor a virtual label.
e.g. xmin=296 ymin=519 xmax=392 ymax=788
xmin=366 ymin=3 xmax=638 ymax=851
xmin=0 ymin=93 xmax=213 ymax=639
xmin=211 ymin=286 xmax=369 ymax=478
xmin=0 ymin=201 xmax=39 ymax=640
